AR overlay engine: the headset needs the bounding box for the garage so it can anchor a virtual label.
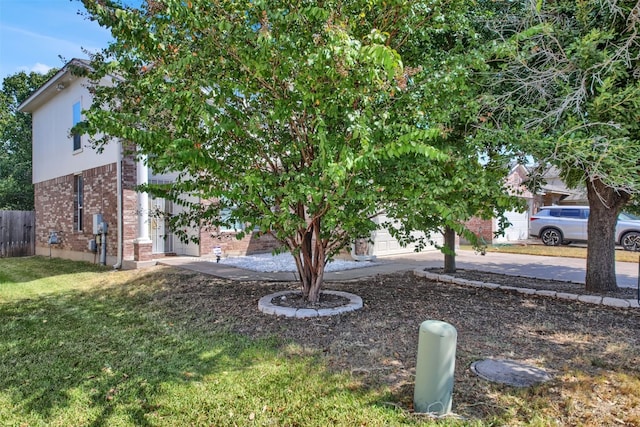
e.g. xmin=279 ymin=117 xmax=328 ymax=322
xmin=365 ymin=214 xmax=442 ymax=257
xmin=494 ymin=199 xmax=534 ymax=243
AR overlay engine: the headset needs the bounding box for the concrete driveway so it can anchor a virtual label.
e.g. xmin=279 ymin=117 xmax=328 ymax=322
xmin=384 ymin=249 xmax=639 ymax=289
xmin=160 ymin=249 xmax=639 ymax=289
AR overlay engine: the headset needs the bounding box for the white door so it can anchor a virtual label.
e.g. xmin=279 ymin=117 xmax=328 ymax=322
xmin=149 ymin=197 xmax=174 ymax=254
xmin=369 ymin=214 xmax=441 ymax=256
xmin=171 ymin=194 xmax=201 ymax=257
xmin=495 ymin=201 xmax=532 ymax=243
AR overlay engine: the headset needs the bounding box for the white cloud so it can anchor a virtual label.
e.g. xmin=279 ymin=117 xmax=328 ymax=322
xmin=31 ymin=63 xmax=54 ymax=74
xmin=17 ymin=63 xmax=54 ymax=74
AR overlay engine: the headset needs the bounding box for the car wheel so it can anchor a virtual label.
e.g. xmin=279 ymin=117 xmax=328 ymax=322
xmin=621 ymin=232 xmax=640 ymax=251
xmin=540 ymin=228 xmax=563 ymax=246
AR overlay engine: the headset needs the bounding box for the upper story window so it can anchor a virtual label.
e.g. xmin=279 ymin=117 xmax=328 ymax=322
xmin=72 ymin=101 xmax=82 ymax=151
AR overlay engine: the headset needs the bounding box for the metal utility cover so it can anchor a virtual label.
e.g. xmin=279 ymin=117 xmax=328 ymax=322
xmin=470 ymin=359 xmax=551 ymax=387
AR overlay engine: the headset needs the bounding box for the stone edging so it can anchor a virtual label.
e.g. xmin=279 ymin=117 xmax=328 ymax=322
xmin=413 ymin=269 xmax=640 ymax=309
xmin=258 ymin=290 xmax=363 ymax=318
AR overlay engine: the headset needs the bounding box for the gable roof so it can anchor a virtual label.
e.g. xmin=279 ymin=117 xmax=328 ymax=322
xmin=18 ymin=58 xmax=93 ymax=113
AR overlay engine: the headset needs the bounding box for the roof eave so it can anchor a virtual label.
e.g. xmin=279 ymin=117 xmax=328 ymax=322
xmin=17 ymin=58 xmax=93 ymax=113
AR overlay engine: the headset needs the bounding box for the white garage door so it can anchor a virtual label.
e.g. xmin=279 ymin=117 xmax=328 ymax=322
xmin=369 ymin=214 xmax=442 ymax=256
xmin=495 ymin=208 xmax=530 ymax=243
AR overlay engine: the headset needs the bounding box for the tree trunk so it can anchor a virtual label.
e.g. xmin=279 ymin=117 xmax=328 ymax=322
xmin=443 ymin=226 xmax=456 ymax=273
xmin=585 ymin=178 xmax=629 ymax=292
xmin=293 ymin=217 xmax=327 ymax=304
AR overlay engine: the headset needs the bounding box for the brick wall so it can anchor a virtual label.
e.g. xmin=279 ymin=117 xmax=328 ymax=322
xmin=121 ymin=154 xmax=138 ymax=261
xmin=200 ymin=225 xmax=282 ymax=258
xmin=462 ymin=217 xmax=494 ymax=245
xmin=34 ymin=163 xmax=118 ymax=261
xmin=197 ymin=199 xmax=282 ymax=257
xmin=35 ymin=156 xmax=283 ymax=264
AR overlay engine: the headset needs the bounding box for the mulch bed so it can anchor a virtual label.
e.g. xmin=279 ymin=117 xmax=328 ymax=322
xmin=147 ymin=267 xmax=640 ymax=424
xmin=270 ymin=291 xmax=350 ymax=309
xmin=428 ymin=268 xmax=639 ymax=300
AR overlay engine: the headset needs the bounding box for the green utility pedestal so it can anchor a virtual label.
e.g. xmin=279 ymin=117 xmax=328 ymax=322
xmin=413 ymin=320 xmax=457 ymax=415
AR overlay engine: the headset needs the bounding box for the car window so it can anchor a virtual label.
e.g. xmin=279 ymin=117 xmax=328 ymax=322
xmin=560 ymin=209 xmax=582 ymax=218
xmin=620 ymin=212 xmax=640 ymax=221
xmin=546 ymin=209 xmax=560 ymax=217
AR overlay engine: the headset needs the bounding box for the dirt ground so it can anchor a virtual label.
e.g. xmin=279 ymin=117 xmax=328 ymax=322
xmin=149 ymin=267 xmax=640 ymax=424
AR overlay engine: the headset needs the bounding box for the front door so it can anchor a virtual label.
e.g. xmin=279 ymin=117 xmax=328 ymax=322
xmin=149 ymin=197 xmax=174 ymax=254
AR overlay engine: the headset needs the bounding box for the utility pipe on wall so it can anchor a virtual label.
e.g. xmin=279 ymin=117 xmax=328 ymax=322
xmin=113 ymin=141 xmax=123 ymax=269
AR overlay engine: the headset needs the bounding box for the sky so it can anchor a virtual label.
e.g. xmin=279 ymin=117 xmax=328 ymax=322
xmin=0 ymin=0 xmax=140 ymax=79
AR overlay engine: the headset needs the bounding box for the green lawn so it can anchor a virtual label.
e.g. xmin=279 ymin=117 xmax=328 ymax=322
xmin=461 ymin=243 xmax=640 ymax=263
xmin=2 ymin=256 xmax=638 ymax=426
xmin=0 ymin=257 xmax=443 ymax=427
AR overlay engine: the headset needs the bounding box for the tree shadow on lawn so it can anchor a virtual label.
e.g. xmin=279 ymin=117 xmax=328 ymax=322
xmin=2 ymin=265 xmax=640 ymax=425
xmin=0 ymin=256 xmax=111 ymax=285
xmin=140 ymin=267 xmax=640 ymax=424
xmin=0 ymin=269 xmax=381 ymax=427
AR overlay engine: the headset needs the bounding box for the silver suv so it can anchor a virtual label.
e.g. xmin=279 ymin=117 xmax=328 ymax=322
xmin=529 ymin=206 xmax=640 ymax=251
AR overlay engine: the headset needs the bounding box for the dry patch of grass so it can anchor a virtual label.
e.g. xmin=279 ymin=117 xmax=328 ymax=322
xmin=462 ymin=243 xmax=640 ymax=263
xmin=2 ymin=256 xmax=640 ymax=426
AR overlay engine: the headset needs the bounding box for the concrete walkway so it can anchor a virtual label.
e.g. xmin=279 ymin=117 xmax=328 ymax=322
xmin=158 ymin=249 xmax=639 ymax=288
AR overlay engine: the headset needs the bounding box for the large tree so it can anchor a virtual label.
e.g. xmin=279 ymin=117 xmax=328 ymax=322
xmin=0 ymin=70 xmax=57 ymax=210
xmin=80 ymin=0 xmax=516 ymax=302
xmin=487 ymin=0 xmax=640 ymax=291
xmin=378 ymin=1 xmax=524 ymax=273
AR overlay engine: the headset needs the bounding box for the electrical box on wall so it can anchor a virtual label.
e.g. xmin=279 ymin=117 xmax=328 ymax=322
xmin=92 ymin=214 xmax=107 ymax=234
xmin=88 ymin=239 xmax=97 ymax=253
xmin=93 ymin=214 xmax=102 ymax=234
xmin=48 ymin=231 xmax=59 ymax=245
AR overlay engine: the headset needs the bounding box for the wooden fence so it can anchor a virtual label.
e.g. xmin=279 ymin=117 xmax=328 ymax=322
xmin=0 ymin=210 xmax=35 ymax=258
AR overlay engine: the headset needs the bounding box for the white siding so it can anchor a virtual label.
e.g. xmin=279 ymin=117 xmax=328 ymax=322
xmin=494 ymin=199 xmax=534 ymax=243
xmin=370 ymin=214 xmax=441 ymax=256
xmin=32 ymin=77 xmax=119 ymax=184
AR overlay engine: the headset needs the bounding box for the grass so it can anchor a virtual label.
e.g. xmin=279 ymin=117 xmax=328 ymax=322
xmin=2 ymin=256 xmax=639 ymax=426
xmin=0 ymin=257 xmax=431 ymax=427
xmin=461 ymin=243 xmax=640 ymax=263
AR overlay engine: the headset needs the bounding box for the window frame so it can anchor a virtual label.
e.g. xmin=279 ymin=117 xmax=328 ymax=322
xmin=72 ymin=100 xmax=82 ymax=152
xmin=219 ymin=207 xmax=246 ymax=232
xmin=73 ymin=174 xmax=83 ymax=232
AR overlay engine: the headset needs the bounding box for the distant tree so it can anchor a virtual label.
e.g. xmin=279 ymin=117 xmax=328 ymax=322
xmin=487 ymin=0 xmax=640 ymax=291
xmin=0 ymin=70 xmax=57 ymax=210
xmin=80 ymin=0 xmax=517 ymax=302
xmin=378 ymin=1 xmax=523 ymax=273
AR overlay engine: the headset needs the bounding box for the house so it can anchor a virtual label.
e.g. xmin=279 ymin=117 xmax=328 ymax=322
xmin=19 ymin=59 xmax=436 ymax=266
xmin=18 ymin=59 xmax=281 ymax=268
xmin=463 ymin=164 xmax=536 ymax=244
xmin=463 ymin=164 xmax=590 ymax=245
xmin=537 ymin=165 xmax=588 ymax=206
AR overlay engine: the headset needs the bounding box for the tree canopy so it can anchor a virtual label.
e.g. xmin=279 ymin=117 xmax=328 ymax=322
xmin=80 ymin=0 xmax=518 ymax=301
xmin=0 ymin=70 xmax=57 ymax=210
xmin=486 ymin=0 xmax=640 ymax=290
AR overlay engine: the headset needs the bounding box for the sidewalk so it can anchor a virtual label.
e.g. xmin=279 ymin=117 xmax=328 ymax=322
xmin=158 ymin=249 xmax=639 ymax=288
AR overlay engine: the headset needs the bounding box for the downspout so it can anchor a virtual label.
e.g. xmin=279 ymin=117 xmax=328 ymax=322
xmin=113 ymin=141 xmax=123 ymax=269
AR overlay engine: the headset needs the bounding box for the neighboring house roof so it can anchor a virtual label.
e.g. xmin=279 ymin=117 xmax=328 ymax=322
xmin=18 ymin=58 xmax=93 ymax=113
xmin=537 ymin=165 xmax=587 ymax=203
xmin=561 ymin=188 xmax=588 ymax=202
xmin=538 ymin=184 xmax=573 ymax=196
xmin=505 ymin=163 xmax=535 ymax=199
